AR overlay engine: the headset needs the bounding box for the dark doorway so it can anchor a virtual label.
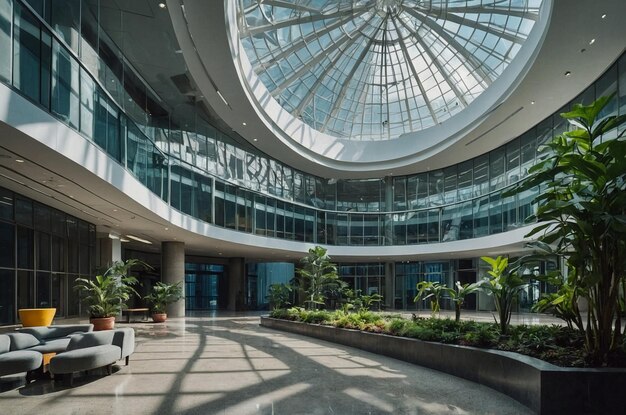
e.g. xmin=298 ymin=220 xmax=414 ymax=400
xmin=185 ymin=264 xmax=225 ymax=310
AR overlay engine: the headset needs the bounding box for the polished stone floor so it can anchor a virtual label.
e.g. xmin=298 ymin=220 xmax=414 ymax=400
xmin=0 ymin=313 xmax=535 ymax=415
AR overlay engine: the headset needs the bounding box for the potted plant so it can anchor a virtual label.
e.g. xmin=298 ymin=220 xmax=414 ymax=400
xmin=144 ymin=281 xmax=183 ymax=322
xmin=74 ymin=260 xmax=142 ymax=330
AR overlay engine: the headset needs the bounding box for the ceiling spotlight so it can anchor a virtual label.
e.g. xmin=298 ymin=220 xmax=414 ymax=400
xmin=253 ymin=138 xmax=258 ymax=142
xmin=601 ymin=14 xmax=606 ymax=19
xmin=15 ymin=159 xmax=24 ymax=163
xmin=589 ymin=38 xmax=596 ymax=45
xmin=164 ymin=227 xmax=169 ymax=230
xmin=158 ymin=2 xmax=166 ymax=9
xmin=242 ymin=122 xmax=247 ymax=126
xmin=564 ymin=71 xmax=572 ymax=77
xmin=530 ymin=100 xmax=535 ymax=105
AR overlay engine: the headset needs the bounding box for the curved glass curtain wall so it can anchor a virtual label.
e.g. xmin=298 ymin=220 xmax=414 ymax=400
xmin=1 ymin=0 xmax=625 ymax=247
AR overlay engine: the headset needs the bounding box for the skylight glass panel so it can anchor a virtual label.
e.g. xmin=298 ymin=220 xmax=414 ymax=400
xmin=238 ymin=0 xmax=542 ymax=141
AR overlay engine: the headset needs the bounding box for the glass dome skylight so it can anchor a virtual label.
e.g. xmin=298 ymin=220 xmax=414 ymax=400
xmin=237 ymin=0 xmax=543 ymax=141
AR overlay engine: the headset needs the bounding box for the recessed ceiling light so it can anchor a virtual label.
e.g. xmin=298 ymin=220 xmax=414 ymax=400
xmin=113 ymin=209 xmax=118 ymax=212
xmin=242 ymin=122 xmax=247 ymax=126
xmin=589 ymin=38 xmax=596 ymax=45
xmin=564 ymin=71 xmax=572 ymax=77
xmin=530 ymin=100 xmax=535 ymax=105
xmin=125 ymin=234 xmax=152 ymax=244
xmin=253 ymin=138 xmax=258 ymax=142
xmin=158 ymin=3 xmax=166 ymax=9
xmin=601 ymin=14 xmax=606 ymax=19
xmin=216 ymin=90 xmax=229 ymax=106
xmin=69 ymin=195 xmax=74 ymax=199
xmin=218 ymin=252 xmax=223 ymax=255
xmin=15 ymin=159 xmax=24 ymax=163
xmin=164 ymin=227 xmax=169 ymax=230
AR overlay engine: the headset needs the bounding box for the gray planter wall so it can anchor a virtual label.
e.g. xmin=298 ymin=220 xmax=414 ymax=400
xmin=261 ymin=317 xmax=626 ymax=415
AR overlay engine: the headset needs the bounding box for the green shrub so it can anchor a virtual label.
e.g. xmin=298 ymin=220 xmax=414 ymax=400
xmin=269 ymin=309 xmax=290 ymax=319
xmin=462 ymin=325 xmax=498 ymax=347
xmin=387 ymin=318 xmax=410 ymax=336
xmin=302 ymin=310 xmax=332 ymax=324
xmin=268 ymin=309 xmax=619 ymax=367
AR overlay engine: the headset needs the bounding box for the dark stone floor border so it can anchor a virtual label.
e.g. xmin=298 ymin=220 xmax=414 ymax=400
xmin=261 ymin=317 xmax=626 ymax=414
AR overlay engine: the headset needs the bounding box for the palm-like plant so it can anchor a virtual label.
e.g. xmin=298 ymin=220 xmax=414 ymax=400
xmin=296 ymin=246 xmax=342 ymax=310
xmin=414 ymin=281 xmax=449 ymax=316
xmin=480 ymin=256 xmax=527 ymax=335
xmin=145 ymin=281 xmax=184 ymax=314
xmin=74 ymin=259 xmax=142 ymax=318
xmin=511 ymin=94 xmax=626 ymax=364
xmin=449 ymin=280 xmax=484 ymax=322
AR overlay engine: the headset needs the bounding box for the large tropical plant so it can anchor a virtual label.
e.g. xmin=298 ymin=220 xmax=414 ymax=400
xmin=266 ymin=283 xmax=292 ymax=310
xmin=511 ymin=94 xmax=626 ymax=365
xmin=74 ymin=259 xmax=144 ymax=318
xmin=145 ymin=281 xmax=184 ymax=314
xmin=296 ymin=246 xmax=343 ymax=310
xmin=480 ymin=256 xmax=527 ymax=335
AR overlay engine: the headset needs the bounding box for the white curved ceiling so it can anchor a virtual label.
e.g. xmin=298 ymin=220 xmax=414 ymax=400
xmin=169 ymin=0 xmax=626 ymax=179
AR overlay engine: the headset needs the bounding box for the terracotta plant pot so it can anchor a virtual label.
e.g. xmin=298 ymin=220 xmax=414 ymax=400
xmin=18 ymin=308 xmax=57 ymax=327
xmin=91 ymin=316 xmax=116 ymax=331
xmin=152 ymin=313 xmax=167 ymax=323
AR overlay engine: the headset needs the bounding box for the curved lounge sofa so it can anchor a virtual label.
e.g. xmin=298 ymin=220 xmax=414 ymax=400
xmin=0 ymin=334 xmax=43 ymax=379
xmin=0 ymin=325 xmax=135 ymax=385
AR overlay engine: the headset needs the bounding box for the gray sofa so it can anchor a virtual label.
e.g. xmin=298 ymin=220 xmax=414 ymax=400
xmin=50 ymin=328 xmax=136 ymax=385
xmin=0 ymin=324 xmax=135 ymax=385
xmin=18 ymin=324 xmax=94 ymax=353
xmin=50 ymin=331 xmax=121 ymax=385
xmin=0 ymin=334 xmax=43 ymax=379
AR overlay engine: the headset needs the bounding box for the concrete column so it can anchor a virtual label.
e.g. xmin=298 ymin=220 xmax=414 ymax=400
xmin=227 ymin=257 xmax=245 ymax=311
xmin=161 ymin=241 xmax=185 ymax=317
xmin=385 ymin=262 xmax=395 ymax=309
xmin=99 ymin=237 xmax=122 ymax=269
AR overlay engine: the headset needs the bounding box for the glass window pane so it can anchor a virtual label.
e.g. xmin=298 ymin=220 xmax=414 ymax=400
xmin=0 ymin=221 xmax=15 ymax=268
xmin=36 ymin=271 xmax=50 ymax=307
xmin=51 ymin=39 xmax=80 ymax=128
xmin=0 ymin=269 xmax=15 ymax=325
xmin=13 ymin=3 xmax=41 ymax=102
xmin=0 ymin=0 xmax=12 ymax=83
xmin=37 ymin=231 xmax=50 ymax=270
xmin=17 ymin=226 xmax=33 ymax=269
xmin=50 ymin=0 xmax=80 ymax=53
xmin=0 ymin=187 xmax=13 ymax=220
xmin=17 ymin=270 xmax=33 ymax=310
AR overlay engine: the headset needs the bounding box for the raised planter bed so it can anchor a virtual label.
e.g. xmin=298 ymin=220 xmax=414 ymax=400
xmin=261 ymin=316 xmax=626 ymax=415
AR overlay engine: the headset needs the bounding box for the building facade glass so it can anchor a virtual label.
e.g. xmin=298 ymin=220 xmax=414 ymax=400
xmin=0 ymin=186 xmax=96 ymax=325
xmin=1 ymin=0 xmax=624 ymax=251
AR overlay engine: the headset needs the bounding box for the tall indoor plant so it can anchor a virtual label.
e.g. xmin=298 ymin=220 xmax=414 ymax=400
xmin=295 ymin=246 xmax=343 ymax=310
xmin=74 ymin=259 xmax=143 ymax=330
xmin=513 ymin=94 xmax=626 ymax=365
xmin=144 ymin=281 xmax=184 ymax=322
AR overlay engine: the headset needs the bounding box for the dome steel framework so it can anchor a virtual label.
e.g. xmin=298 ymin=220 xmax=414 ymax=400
xmin=238 ymin=0 xmax=542 ymax=141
